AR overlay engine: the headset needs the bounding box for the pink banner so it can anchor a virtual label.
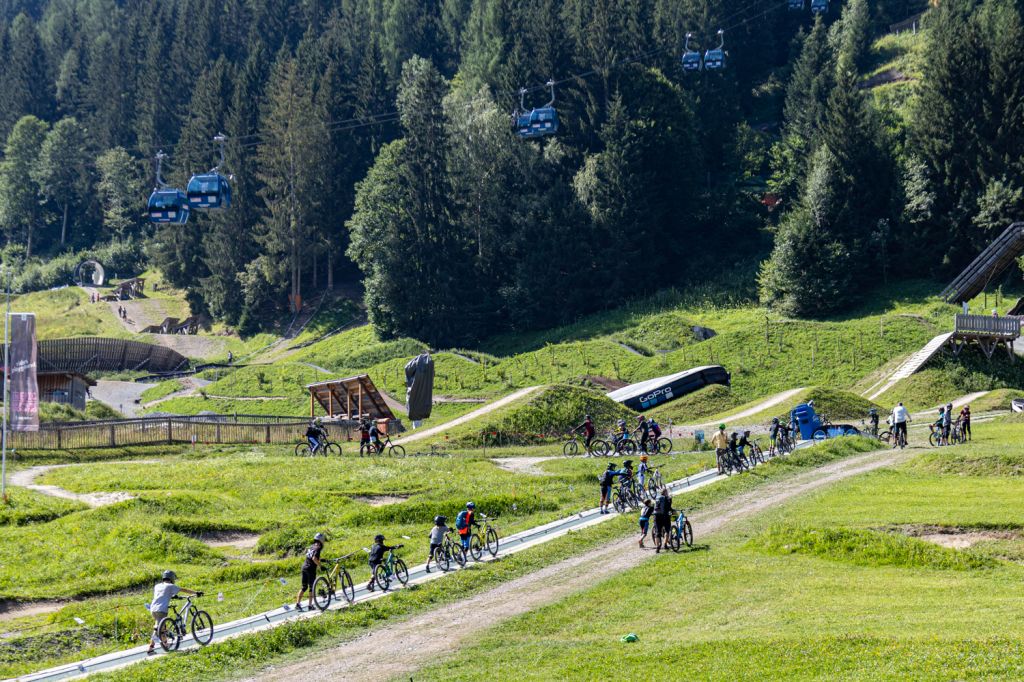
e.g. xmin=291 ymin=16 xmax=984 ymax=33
xmin=9 ymin=313 xmax=38 ymax=432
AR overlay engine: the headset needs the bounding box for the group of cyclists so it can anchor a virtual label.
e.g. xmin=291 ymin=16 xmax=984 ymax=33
xmin=865 ymin=401 xmax=972 ymax=448
xmin=305 ymin=417 xmax=384 ymax=455
xmin=570 ymin=413 xmax=665 ymax=455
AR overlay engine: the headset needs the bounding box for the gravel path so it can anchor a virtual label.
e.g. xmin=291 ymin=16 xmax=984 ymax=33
xmin=89 ymin=380 xmax=155 ymax=417
xmin=397 ymin=386 xmax=542 ymax=444
xmin=689 ymin=387 xmax=807 ymax=429
xmin=8 ymin=464 xmax=141 ymax=507
xmin=249 ymin=446 xmax=913 ymax=682
xmin=491 ymin=456 xmax=558 ymax=476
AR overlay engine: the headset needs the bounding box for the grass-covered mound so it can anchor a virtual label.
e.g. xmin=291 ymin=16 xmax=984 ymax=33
xmin=883 ymin=349 xmax=1024 ymax=412
xmin=443 ymin=384 xmax=633 ymax=447
xmin=140 ymin=378 xmax=185 ymax=403
xmin=749 ymin=524 xmax=995 ymax=570
xmin=38 ymin=401 xmax=122 ymax=423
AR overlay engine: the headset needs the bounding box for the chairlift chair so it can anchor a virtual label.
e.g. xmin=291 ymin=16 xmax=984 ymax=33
xmin=147 ymin=151 xmax=190 ymax=225
xmin=703 ymin=30 xmax=727 ymax=71
xmin=810 ymin=0 xmax=829 ymax=14
xmin=681 ymin=33 xmax=702 ymax=72
xmin=513 ymin=80 xmax=559 ymax=139
xmin=186 ymin=134 xmax=232 ymax=209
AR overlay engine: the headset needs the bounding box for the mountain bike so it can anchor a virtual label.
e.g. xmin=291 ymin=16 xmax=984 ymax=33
xmin=312 ymin=558 xmax=355 ymax=610
xmin=371 ymin=433 xmax=406 ymax=457
xmin=644 ymin=435 xmax=672 ymax=455
xmin=675 ymin=510 xmax=694 ymax=550
xmin=563 ymin=433 xmax=610 ymax=457
xmin=612 ymin=432 xmax=637 ymax=455
xmin=469 ymin=515 xmax=500 ymax=561
xmin=743 ymin=440 xmax=765 ymax=465
xmin=928 ymin=424 xmax=949 ymax=447
xmin=769 ymin=429 xmax=793 ymax=457
xmin=717 ymin=448 xmax=748 ymax=475
xmin=156 ymin=594 xmax=214 ymax=652
xmin=435 ymin=530 xmax=467 ymax=571
xmin=890 ymin=423 xmax=908 ymax=449
xmin=373 ymin=546 xmax=409 ymax=591
xmin=950 ymin=420 xmax=966 ymax=445
xmin=295 ymin=437 xmax=342 ymax=457
xmin=613 ymin=477 xmax=643 ymax=513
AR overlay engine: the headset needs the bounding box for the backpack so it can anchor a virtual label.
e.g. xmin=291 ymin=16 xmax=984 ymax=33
xmin=599 ymin=470 xmax=615 ymax=486
xmin=455 ymin=510 xmax=469 ymax=530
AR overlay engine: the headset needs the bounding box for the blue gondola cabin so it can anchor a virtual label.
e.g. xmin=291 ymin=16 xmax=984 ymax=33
xmin=148 ymin=189 xmax=190 ymax=224
xmin=514 ymin=107 xmax=559 ymax=139
xmin=186 ymin=173 xmax=232 ymax=209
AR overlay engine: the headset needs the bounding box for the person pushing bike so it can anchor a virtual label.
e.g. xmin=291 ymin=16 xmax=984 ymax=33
xmin=367 ymin=534 xmax=402 ymax=592
xmin=455 ymin=502 xmax=479 ymax=551
xmin=959 ymin=404 xmax=972 ymax=440
xmin=653 ymin=488 xmax=674 ymax=554
xmin=147 ymin=570 xmax=201 ymax=655
xmin=890 ymin=402 xmax=910 ymax=448
xmin=295 ymin=532 xmax=326 ymax=611
xmin=710 ymin=424 xmax=730 ymax=474
xmin=426 ymin=516 xmax=448 ymax=573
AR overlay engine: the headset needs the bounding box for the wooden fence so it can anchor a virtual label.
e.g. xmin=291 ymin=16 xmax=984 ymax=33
xmin=954 ymin=314 xmax=1022 ymax=339
xmin=8 ymin=415 xmax=402 ymax=450
xmin=34 ymin=338 xmax=189 ymax=373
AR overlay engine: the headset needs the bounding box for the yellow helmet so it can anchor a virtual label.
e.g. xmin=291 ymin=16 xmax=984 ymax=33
xmin=639 ymin=454 xmax=649 ymax=463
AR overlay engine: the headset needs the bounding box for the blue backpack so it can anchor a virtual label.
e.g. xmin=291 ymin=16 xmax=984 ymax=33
xmin=455 ymin=510 xmax=469 ymax=530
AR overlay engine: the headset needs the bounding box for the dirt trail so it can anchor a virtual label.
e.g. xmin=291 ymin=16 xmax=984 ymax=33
xmin=397 ymin=386 xmax=542 ymax=444
xmin=90 ymin=380 xmax=155 ymax=417
xmin=910 ymin=391 xmax=990 ymax=419
xmin=689 ymin=387 xmax=807 ymax=429
xmin=491 ymin=456 xmax=558 ymax=476
xmin=8 ymin=463 xmax=152 ymax=508
xmin=250 ymin=446 xmax=913 ymax=682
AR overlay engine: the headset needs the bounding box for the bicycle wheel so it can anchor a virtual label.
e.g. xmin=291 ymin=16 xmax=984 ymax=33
xmin=812 ymin=428 xmax=827 ymax=442
xmin=157 ymin=617 xmax=180 ymax=652
xmin=681 ymin=519 xmax=693 ymax=547
xmin=312 ymin=576 xmax=333 ymax=611
xmin=752 ymin=444 xmax=764 ymax=464
xmin=592 ymin=439 xmax=610 ymax=457
xmin=373 ymin=563 xmax=391 ymax=591
xmin=390 ymin=444 xmax=406 ymax=457
xmin=395 ymin=559 xmax=409 ymax=585
xmin=617 ymin=440 xmax=637 ymax=456
xmin=339 ymin=569 xmax=355 ymax=603
xmin=469 ymin=534 xmax=484 ymax=561
xmin=669 ymin=527 xmax=681 ymax=553
xmin=879 ymin=431 xmax=892 ymax=445
xmin=657 ymin=438 xmax=672 ymax=455
xmin=563 ymin=440 xmax=579 ymax=457
xmin=297 ymin=444 xmax=312 ymax=457
xmin=452 ymin=543 xmax=467 ymax=567
xmin=612 ymin=492 xmax=626 ymax=514
xmin=486 ymin=527 xmax=499 ymax=556
xmin=929 ymin=431 xmax=940 ymax=447
xmin=191 ymin=610 xmax=214 ymax=646
xmin=436 ymin=546 xmax=451 ymax=572
xmin=326 ymin=442 xmax=342 ymax=457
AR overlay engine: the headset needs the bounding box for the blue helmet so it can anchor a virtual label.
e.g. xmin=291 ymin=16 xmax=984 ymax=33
xmin=466 ymin=501 xmax=475 ymax=509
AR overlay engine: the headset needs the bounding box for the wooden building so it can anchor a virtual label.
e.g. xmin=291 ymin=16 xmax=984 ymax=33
xmin=38 ymin=372 xmax=96 ymax=411
xmin=307 ymin=375 xmax=395 ymax=420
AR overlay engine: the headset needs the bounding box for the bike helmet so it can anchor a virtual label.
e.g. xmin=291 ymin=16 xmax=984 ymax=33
xmin=434 ymin=515 xmax=447 ymax=526
xmin=639 ymin=454 xmax=649 ymax=463
xmin=771 ymin=417 xmax=780 ymax=424
xmin=313 ymin=532 xmax=326 ymax=543
xmin=162 ymin=570 xmax=176 ymax=581
xmin=868 ymin=408 xmax=877 ymax=415
xmin=466 ymin=501 xmax=475 ymax=509
xmin=730 ymin=432 xmax=738 ymax=438
xmin=622 ymin=460 xmax=633 ymax=468
xmin=374 ymin=534 xmax=385 ymax=543
xmin=743 ymin=430 xmax=751 ymax=436
xmin=718 ymin=423 xmax=726 ymax=430
xmin=608 ymin=462 xmax=617 ymax=469
xmin=585 ymin=414 xmax=591 ymax=421
xmin=637 ymin=414 xmax=645 ymax=421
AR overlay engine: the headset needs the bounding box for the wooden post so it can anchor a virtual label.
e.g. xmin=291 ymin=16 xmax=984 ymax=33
xmin=265 ymin=424 xmax=271 ymax=444
xmin=167 ymin=419 xmax=172 ymax=444
xmin=346 ymin=389 xmax=351 ymax=419
xmin=358 ymin=382 xmax=363 ymax=419
xmin=310 ymin=391 xmax=315 ymax=418
xmin=110 ymin=423 xmax=116 ymax=447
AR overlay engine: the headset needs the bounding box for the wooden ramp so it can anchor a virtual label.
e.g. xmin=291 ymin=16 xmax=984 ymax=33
xmin=864 ymin=333 xmax=954 ymax=401
xmin=940 ymin=222 xmax=1024 ymax=304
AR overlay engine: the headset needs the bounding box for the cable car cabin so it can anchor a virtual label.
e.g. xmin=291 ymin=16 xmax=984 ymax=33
xmin=810 ymin=0 xmax=828 ymax=13
xmin=148 ymin=189 xmax=190 ymax=224
xmin=703 ymin=48 xmax=726 ymax=70
xmin=788 ymin=0 xmax=804 ymax=9
xmin=514 ymin=106 xmax=559 ymax=139
xmin=186 ymin=173 xmax=231 ymax=209
xmin=681 ymin=51 xmax=702 ymax=72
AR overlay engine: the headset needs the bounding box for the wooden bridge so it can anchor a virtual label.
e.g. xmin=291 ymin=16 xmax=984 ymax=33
xmin=950 ymin=314 xmax=1021 ymax=359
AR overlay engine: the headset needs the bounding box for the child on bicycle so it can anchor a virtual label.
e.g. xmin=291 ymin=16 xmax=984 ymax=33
xmin=367 ymin=534 xmax=402 ymax=591
xmin=637 ymin=454 xmax=650 ymax=488
xmin=295 ymin=532 xmax=326 ymax=611
xmin=634 ymin=415 xmax=651 ymax=453
xmin=648 ymin=417 xmax=662 ymax=450
xmin=638 ymin=498 xmax=654 ymax=548
xmin=147 ymin=570 xmax=202 ymax=654
xmin=737 ymin=430 xmax=752 ymax=458
xmin=306 ymin=419 xmax=326 ymax=453
xmin=426 ymin=515 xmax=448 ymax=573
xmin=614 ymin=419 xmax=629 ymax=447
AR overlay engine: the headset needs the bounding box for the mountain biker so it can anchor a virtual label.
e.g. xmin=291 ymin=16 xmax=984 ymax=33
xmin=359 ymin=418 xmax=371 ymax=451
xmin=306 ymin=419 xmax=326 ymax=452
xmin=959 ymin=404 xmax=972 ymax=440
xmin=769 ymin=417 xmax=784 ymax=451
xmin=295 ymin=532 xmax=326 ymax=611
xmin=572 ymin=415 xmax=597 ymax=451
xmin=613 ymin=419 xmax=629 ymax=447
xmin=728 ymin=432 xmax=740 ymax=459
xmin=426 ymin=516 xmax=448 ymax=573
xmin=366 ymin=534 xmax=402 ymax=591
xmin=932 ymin=408 xmax=946 ymax=446
xmin=737 ymin=430 xmax=752 ymax=459
xmin=599 ymin=463 xmax=626 ymax=514
xmin=634 ymin=415 xmax=651 ymax=453
xmin=891 ymin=402 xmax=910 ymax=447
xmin=637 ymin=454 xmax=650 ymax=488
xmin=868 ymin=408 xmax=879 ymax=437
xmin=653 ymin=487 xmax=674 ymax=554
xmin=638 ymin=498 xmax=654 ymax=548
xmin=147 ymin=570 xmax=202 ymax=654
xmin=710 ymin=424 xmax=730 ymax=474
xmin=455 ymin=502 xmax=479 ymax=550
xmin=648 ymin=417 xmax=662 ymax=449
xmin=942 ymin=403 xmax=953 ymax=443
xmin=368 ymin=420 xmax=381 ymax=453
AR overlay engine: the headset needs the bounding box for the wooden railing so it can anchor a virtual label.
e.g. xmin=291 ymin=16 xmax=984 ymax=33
xmin=954 ymin=314 xmax=1022 ymax=339
xmin=7 ymin=415 xmax=403 ymax=450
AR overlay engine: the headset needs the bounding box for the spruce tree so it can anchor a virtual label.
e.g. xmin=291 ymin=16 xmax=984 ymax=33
xmin=32 ymin=117 xmax=90 ymax=247
xmin=95 ymin=147 xmax=144 ymax=241
xmin=0 ymin=116 xmax=49 ymax=257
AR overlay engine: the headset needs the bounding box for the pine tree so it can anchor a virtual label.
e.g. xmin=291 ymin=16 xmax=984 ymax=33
xmin=95 ymin=147 xmax=144 ymax=241
xmin=32 ymin=117 xmax=91 ymax=247
xmin=0 ymin=116 xmax=49 ymax=257
xmin=0 ymin=14 xmax=53 ymax=137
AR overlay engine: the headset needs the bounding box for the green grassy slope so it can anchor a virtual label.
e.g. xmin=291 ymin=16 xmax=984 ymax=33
xmin=416 ymin=421 xmax=1024 ymax=681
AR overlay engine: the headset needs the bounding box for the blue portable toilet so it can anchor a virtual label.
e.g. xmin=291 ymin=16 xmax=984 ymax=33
xmin=789 ymin=402 xmax=822 ymax=441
